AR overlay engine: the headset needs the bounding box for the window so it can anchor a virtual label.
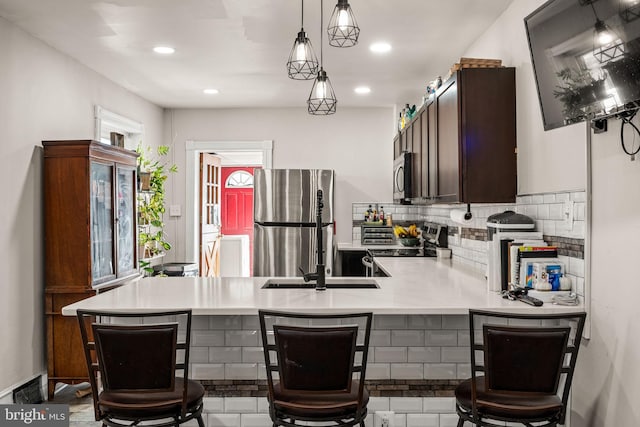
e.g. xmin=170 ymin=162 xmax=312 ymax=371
xmin=225 ymin=171 xmax=254 ymax=188
xmin=94 ymin=105 xmax=144 ymax=149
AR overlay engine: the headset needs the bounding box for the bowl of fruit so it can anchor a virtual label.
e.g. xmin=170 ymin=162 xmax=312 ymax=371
xmin=394 ymin=225 xmax=421 ymax=246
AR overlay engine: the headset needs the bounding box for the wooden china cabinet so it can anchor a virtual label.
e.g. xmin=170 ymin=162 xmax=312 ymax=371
xmin=43 ymin=140 xmax=139 ymax=399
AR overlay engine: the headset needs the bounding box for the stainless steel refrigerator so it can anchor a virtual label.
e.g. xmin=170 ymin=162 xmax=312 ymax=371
xmin=253 ymin=169 xmax=334 ymax=277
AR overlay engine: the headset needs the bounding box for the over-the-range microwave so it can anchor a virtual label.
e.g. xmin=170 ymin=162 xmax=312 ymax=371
xmin=393 ymin=152 xmax=412 ymax=204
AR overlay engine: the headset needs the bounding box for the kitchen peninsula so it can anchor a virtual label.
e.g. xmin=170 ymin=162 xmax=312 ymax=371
xmin=61 ymin=258 xmax=582 ymax=316
xmin=61 ymin=257 xmax=583 ymax=422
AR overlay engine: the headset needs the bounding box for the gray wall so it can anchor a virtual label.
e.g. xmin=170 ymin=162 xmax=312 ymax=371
xmin=161 ymin=107 xmax=394 ymax=261
xmin=0 ymin=16 xmax=163 ymax=397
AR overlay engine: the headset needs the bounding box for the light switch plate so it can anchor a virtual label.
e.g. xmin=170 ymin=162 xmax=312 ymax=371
xmin=563 ymin=200 xmax=574 ymax=230
xmin=169 ymin=204 xmax=181 ymax=217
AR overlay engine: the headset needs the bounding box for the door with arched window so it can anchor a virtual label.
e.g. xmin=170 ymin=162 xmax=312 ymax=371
xmin=221 ymin=167 xmax=257 ymax=273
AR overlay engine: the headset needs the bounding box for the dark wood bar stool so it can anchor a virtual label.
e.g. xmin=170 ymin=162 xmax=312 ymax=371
xmin=455 ymin=309 xmax=586 ymax=427
xmin=76 ymin=309 xmax=205 ymax=427
xmin=258 ymin=310 xmax=373 ymax=427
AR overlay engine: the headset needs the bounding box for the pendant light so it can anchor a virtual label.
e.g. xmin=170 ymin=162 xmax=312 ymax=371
xmin=287 ymin=0 xmax=318 ymax=80
xmin=327 ymin=0 xmax=359 ymax=48
xmin=589 ymin=2 xmax=624 ymax=63
xmin=308 ymin=0 xmax=337 ymax=115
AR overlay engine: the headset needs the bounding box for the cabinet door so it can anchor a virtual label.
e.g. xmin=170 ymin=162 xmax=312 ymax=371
xmin=115 ymin=165 xmax=137 ymax=277
xmin=90 ymin=161 xmax=116 ymax=284
xmin=405 ymin=122 xmax=413 ymax=152
xmin=435 ymin=77 xmax=460 ymax=202
xmin=460 ymin=68 xmax=517 ymax=203
xmin=411 ymin=115 xmax=422 ymax=198
xmin=427 ymin=101 xmax=437 ymax=199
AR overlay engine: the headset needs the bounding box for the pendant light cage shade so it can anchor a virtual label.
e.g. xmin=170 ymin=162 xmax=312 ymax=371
xmin=287 ymin=30 xmax=319 ymax=80
xmin=327 ymin=0 xmax=360 ymax=47
xmin=593 ymin=20 xmax=625 ymax=63
xmin=620 ymin=1 xmax=640 ymax=23
xmin=308 ymin=69 xmax=337 ymax=115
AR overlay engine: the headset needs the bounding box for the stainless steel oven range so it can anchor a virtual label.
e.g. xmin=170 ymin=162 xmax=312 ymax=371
xmin=363 ymin=222 xmax=449 ymax=276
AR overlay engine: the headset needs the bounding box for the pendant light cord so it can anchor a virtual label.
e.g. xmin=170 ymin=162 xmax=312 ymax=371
xmin=590 ymin=2 xmax=599 ymax=19
xmin=320 ymin=0 xmax=323 ymax=68
xmin=301 ymin=0 xmax=304 ymax=28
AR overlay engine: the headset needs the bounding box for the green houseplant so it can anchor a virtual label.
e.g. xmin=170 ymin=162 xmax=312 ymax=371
xmin=553 ymin=67 xmax=607 ymax=125
xmin=136 ymin=143 xmax=177 ymax=274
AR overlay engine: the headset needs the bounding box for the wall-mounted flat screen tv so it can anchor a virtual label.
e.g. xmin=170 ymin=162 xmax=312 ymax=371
xmin=525 ymin=0 xmax=640 ymax=130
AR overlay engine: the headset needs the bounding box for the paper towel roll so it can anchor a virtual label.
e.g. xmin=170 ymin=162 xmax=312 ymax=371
xmin=450 ymin=209 xmax=472 ymax=224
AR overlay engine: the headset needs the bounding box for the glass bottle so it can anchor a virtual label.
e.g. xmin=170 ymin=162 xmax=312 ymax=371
xmin=365 ymin=205 xmax=372 ymax=222
xmin=379 ymin=206 xmax=385 ymax=223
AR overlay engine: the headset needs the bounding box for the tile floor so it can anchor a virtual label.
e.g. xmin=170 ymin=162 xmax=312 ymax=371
xmin=51 ymin=383 xmax=100 ymax=427
xmin=52 ymin=383 xmax=102 ymax=427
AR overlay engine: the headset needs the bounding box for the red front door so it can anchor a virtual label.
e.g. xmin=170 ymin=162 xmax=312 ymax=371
xmin=221 ymin=167 xmax=256 ymax=273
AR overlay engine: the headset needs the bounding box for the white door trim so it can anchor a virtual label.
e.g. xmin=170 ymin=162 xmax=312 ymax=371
xmin=185 ymin=140 xmax=273 ymax=263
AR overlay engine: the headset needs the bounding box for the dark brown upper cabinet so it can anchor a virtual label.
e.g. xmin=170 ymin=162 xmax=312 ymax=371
xmin=395 ymin=67 xmax=516 ymax=204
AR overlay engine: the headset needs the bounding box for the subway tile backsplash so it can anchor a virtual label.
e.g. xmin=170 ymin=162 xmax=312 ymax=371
xmin=189 ymin=314 xmax=466 ymax=426
xmin=351 ymin=190 xmax=586 ymax=297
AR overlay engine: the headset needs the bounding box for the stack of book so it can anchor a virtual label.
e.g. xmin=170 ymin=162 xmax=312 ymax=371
xmin=511 ymin=246 xmax=561 ymax=289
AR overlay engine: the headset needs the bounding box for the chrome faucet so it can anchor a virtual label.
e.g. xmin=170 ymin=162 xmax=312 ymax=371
xmin=302 ymin=189 xmax=326 ymax=291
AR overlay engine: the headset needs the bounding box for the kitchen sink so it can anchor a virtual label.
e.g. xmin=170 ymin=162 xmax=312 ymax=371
xmin=262 ymin=278 xmax=379 ymax=289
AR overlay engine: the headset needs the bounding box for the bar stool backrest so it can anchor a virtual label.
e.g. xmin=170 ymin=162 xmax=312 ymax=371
xmin=274 ymin=324 xmax=358 ymax=392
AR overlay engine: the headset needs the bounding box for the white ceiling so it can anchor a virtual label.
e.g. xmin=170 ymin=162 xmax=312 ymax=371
xmin=0 ymin=0 xmax=513 ymax=109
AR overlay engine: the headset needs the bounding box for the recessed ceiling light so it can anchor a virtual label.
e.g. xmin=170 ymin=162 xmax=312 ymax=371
xmin=203 ymin=88 xmax=219 ymax=95
xmin=153 ymin=46 xmax=175 ymax=55
xmin=354 ymin=86 xmax=371 ymax=95
xmin=369 ymin=42 xmax=392 ymax=54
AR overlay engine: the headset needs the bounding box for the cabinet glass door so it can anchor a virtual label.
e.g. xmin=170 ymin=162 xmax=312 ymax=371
xmin=90 ymin=162 xmax=115 ymax=282
xmin=116 ymin=166 xmax=136 ymax=276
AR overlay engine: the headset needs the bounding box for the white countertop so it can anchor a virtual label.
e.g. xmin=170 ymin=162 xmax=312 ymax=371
xmin=61 ymin=258 xmax=583 ymax=316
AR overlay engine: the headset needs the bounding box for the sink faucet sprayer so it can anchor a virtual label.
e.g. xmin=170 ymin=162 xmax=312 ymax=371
xmin=301 ymin=189 xmax=326 ymax=291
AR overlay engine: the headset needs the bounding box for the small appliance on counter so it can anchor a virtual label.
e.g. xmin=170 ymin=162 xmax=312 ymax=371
xmin=361 ymin=224 xmax=394 ymax=245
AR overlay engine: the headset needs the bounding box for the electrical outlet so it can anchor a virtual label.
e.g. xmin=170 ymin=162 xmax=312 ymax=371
xmin=563 ymin=200 xmax=574 ymax=230
xmin=375 ymin=411 xmax=395 ymax=427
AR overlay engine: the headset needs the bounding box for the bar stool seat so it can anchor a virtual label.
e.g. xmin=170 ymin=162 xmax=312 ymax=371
xmin=455 ymin=376 xmax=562 ymax=420
xmin=98 ymin=378 xmax=205 ymax=418
xmin=271 ymin=380 xmax=370 ymax=418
